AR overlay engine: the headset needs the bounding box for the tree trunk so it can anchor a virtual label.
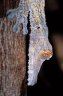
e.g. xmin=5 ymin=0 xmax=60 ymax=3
xmin=0 ymin=1 xmax=26 ymax=96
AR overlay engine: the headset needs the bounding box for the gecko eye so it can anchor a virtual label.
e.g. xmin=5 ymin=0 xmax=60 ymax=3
xmin=37 ymin=27 xmax=40 ymax=29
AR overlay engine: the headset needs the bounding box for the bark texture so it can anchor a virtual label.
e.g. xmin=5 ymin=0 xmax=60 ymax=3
xmin=0 ymin=0 xmax=26 ymax=96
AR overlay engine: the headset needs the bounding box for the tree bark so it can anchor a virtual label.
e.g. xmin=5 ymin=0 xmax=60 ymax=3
xmin=0 ymin=1 xmax=26 ymax=96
